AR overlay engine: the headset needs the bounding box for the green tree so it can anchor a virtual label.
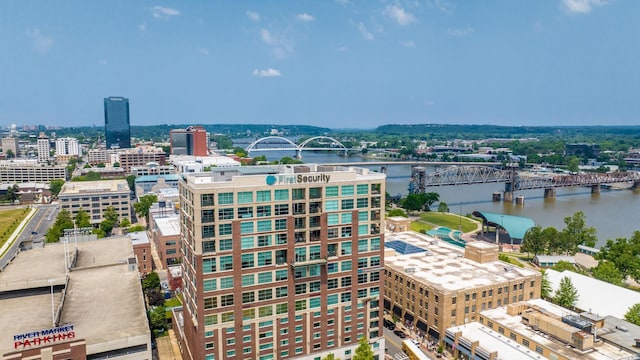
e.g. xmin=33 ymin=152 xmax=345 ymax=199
xmin=5 ymin=149 xmax=14 ymax=158
xmin=592 ymin=261 xmax=624 ymax=285
xmin=74 ymin=209 xmax=91 ymax=228
xmin=437 ymin=201 xmax=449 ymax=213
xmin=521 ymin=225 xmax=547 ymax=257
xmin=6 ymin=185 xmax=19 ymax=202
xmin=50 ymin=179 xmax=65 ymax=197
xmin=134 ymin=194 xmax=158 ymax=228
xmin=598 ymin=231 xmax=640 ymax=281
xmin=113 ymin=162 xmax=120 ymax=168
xmin=233 ymin=146 xmax=248 ymax=157
xmin=83 ymin=163 xmax=92 ymax=169
xmin=99 ymin=206 xmax=119 ymax=236
xmin=566 ymin=156 xmax=581 ymax=173
xmin=401 ymin=194 xmax=424 ymax=213
xmin=126 ymin=174 xmax=137 ymax=192
xmin=148 ymin=306 xmax=166 ymax=330
xmin=119 ymin=218 xmax=131 ymax=228
xmin=421 ymin=192 xmax=440 ymax=211
xmin=143 ymin=271 xmax=161 ymax=291
xmin=387 ymin=208 xmax=407 ymax=218
xmin=624 ymin=303 xmax=640 ymax=326
xmin=323 ymin=353 xmax=339 ymax=360
xmin=540 ymin=270 xmax=552 ymax=299
xmin=562 ymin=211 xmax=597 ymax=250
xmin=543 ymin=227 xmax=562 ymax=255
xmin=352 ymin=336 xmax=374 ymax=360
xmin=553 ymin=276 xmax=579 ymax=309
xmin=45 ymin=209 xmax=75 ymax=242
xmin=552 ymin=260 xmax=579 ymax=273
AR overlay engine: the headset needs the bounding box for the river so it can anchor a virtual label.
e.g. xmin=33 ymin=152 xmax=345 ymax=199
xmin=246 ymin=150 xmax=640 ymax=247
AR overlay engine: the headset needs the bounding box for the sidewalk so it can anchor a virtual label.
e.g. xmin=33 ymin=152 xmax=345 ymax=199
xmin=0 ymin=207 xmax=36 ymax=257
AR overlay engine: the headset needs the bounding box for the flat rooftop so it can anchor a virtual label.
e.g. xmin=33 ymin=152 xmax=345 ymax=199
xmin=447 ymin=322 xmax=543 ymax=360
xmin=0 ymin=237 xmax=149 ymax=357
xmin=129 ymin=231 xmax=150 ymax=245
xmin=384 ymin=231 xmax=540 ymax=293
xmin=480 ymin=301 xmax=635 ymax=360
xmin=154 ymin=215 xmax=180 ymax=237
xmin=59 ymin=179 xmax=130 ymax=195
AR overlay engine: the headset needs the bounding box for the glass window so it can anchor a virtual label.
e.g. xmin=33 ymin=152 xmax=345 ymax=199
xmin=202 ymin=225 xmax=215 ymax=238
xmin=357 ymin=184 xmax=369 ymax=195
xmin=341 ymin=213 xmax=352 ymax=224
xmin=342 ymin=242 xmax=352 ymax=255
xmin=237 ymin=191 xmax=253 ymax=204
xmin=219 ymin=224 xmax=232 ymax=236
xmin=238 ymin=206 xmax=253 ymax=218
xmin=258 ymin=251 xmax=272 ymax=266
xmin=341 ymin=199 xmax=354 ymax=210
xmin=203 ymin=258 xmax=216 ymax=273
xmin=203 ymin=279 xmax=216 ymax=291
xmin=219 ymin=256 xmax=233 ymax=270
xmin=295 ymin=300 xmax=307 ymax=311
xmin=325 ymin=186 xmax=339 ymax=197
xmin=242 ymin=254 xmax=254 ymax=268
xmin=201 ymin=193 xmax=215 ymax=206
xmin=276 ymin=287 xmax=288 ymax=298
xmin=328 ymin=294 xmax=339 ymax=305
xmin=256 ymin=190 xmax=271 ymax=202
xmin=357 ymin=198 xmax=369 ymax=208
xmin=274 ymin=189 xmax=289 ymax=201
xmin=257 ymin=220 xmax=272 ymax=232
xmin=358 ymin=211 xmax=368 ymax=221
xmin=221 ymin=295 xmax=234 ymax=306
xmin=259 ymin=289 xmax=273 ymax=300
xmin=275 ymin=270 xmax=288 ymax=280
xmin=309 ymin=297 xmax=321 ymax=309
xmin=370 ymin=238 xmax=380 ymax=250
xmin=242 ymin=292 xmax=255 ymax=304
xmin=218 ymin=192 xmax=233 ymax=205
xmin=327 ymin=214 xmax=339 ymax=226
xmin=219 ymin=238 xmax=232 ymax=251
xmin=201 ymin=209 xmax=215 ymax=223
xmin=203 ymin=240 xmax=215 ymax=253
xmin=274 ymin=204 xmax=288 ymax=215
xmin=241 ymin=236 xmax=254 ymax=249
xmin=341 ymin=185 xmax=354 ymax=196
xmin=242 ymin=274 xmax=254 ymax=286
xmin=325 ymin=200 xmax=338 ymax=211
xmin=258 ymin=272 xmax=272 ymax=284
xmin=257 ymin=205 xmax=271 ymax=217
xmin=220 ymin=277 xmax=234 ymax=289
xmin=275 ymin=219 xmax=287 ymax=230
xmin=276 ymin=303 xmax=288 ymax=314
xmin=358 ymin=239 xmax=368 ymax=252
xmin=358 ymin=224 xmax=369 ymax=235
xmin=240 ymin=222 xmax=254 ymax=234
xmin=257 ymin=235 xmax=272 ymax=247
xmin=341 ymin=261 xmax=352 ymax=271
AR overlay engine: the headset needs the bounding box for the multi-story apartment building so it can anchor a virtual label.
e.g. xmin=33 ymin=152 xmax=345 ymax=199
xmin=131 ymin=164 xmax=176 ymax=176
xmin=384 ymin=233 xmax=541 ymax=342
xmin=170 ymin=126 xmax=209 ymax=156
xmin=36 ymin=132 xmax=50 ymax=163
xmin=176 ymin=164 xmax=385 ymax=360
xmin=55 ymin=137 xmax=79 ymax=156
xmin=0 ymin=160 xmax=66 ymax=183
xmin=58 ymin=179 xmax=131 ymax=225
xmin=118 ymin=146 xmax=167 ymax=173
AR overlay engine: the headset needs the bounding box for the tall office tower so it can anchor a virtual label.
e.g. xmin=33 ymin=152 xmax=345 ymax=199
xmin=170 ymin=126 xmax=209 ymax=156
xmin=55 ymin=137 xmax=80 ymax=155
xmin=104 ymin=96 xmax=131 ymax=149
xmin=36 ymin=132 xmax=50 ymax=163
xmin=176 ymin=164 xmax=386 ymax=360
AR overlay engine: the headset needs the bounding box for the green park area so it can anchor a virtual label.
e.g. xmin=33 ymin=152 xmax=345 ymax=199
xmin=410 ymin=212 xmax=479 ymax=234
xmin=0 ymin=208 xmax=31 ymax=255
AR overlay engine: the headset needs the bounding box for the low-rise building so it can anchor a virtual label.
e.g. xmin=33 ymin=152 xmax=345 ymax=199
xmin=131 ymin=164 xmax=176 ymax=176
xmin=0 ymin=237 xmax=151 ymax=360
xmin=129 ymin=231 xmax=153 ymax=274
xmin=0 ymin=160 xmax=66 ymax=184
xmin=58 ymin=180 xmax=131 ymax=225
xmin=150 ymin=213 xmax=180 ymax=268
xmin=451 ymin=299 xmax=636 ymax=360
xmin=167 ymin=265 xmax=183 ymax=291
xmin=169 ymin=155 xmax=240 ymax=173
xmin=384 ymin=232 xmax=541 ymax=341
xmin=135 ymin=174 xmax=180 ymax=198
xmin=532 ymin=255 xmax=576 ymax=268
xmin=119 ymin=146 xmax=167 ymax=173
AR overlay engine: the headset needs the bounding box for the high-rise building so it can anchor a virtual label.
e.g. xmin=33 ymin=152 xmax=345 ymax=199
xmin=1 ymin=137 xmax=18 ymax=157
xmin=170 ymin=126 xmax=209 ymax=156
xmin=175 ymin=164 xmax=386 ymax=360
xmin=55 ymin=137 xmax=79 ymax=156
xmin=104 ymin=96 xmax=131 ymax=149
xmin=36 ymin=132 xmax=50 ymax=163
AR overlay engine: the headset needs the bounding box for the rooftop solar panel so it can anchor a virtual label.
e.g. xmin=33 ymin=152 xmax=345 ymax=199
xmin=384 ymin=240 xmax=428 ymax=255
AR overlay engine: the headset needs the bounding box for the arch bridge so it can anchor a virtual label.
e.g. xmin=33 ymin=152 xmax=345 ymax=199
xmin=410 ymin=165 xmax=640 ymax=202
xmin=245 ymin=136 xmax=352 ymax=159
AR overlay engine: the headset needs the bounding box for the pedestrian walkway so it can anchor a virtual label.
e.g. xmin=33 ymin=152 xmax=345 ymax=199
xmin=156 ymin=329 xmax=182 ymax=360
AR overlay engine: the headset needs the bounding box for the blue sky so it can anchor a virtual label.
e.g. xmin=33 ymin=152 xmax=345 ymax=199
xmin=0 ymin=0 xmax=638 ymax=129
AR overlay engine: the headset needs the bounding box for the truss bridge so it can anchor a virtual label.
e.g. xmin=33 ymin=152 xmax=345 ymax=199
xmin=409 ymin=165 xmax=640 ymax=202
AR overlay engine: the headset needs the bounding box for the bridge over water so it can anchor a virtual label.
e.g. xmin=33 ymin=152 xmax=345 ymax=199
xmin=245 ymin=136 xmax=359 ymax=159
xmin=410 ymin=164 xmax=640 ymax=202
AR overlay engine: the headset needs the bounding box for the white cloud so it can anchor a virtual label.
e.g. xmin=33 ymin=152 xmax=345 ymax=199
xmin=26 ymin=28 xmax=53 ymax=53
xmin=447 ymin=25 xmax=474 ymax=37
xmin=150 ymin=6 xmax=180 ymax=19
xmin=138 ymin=23 xmax=147 ymax=32
xmin=253 ymin=68 xmax=282 ymax=77
xmin=562 ymin=0 xmax=608 ymax=13
xmin=296 ymin=13 xmax=315 ymax=22
xmin=384 ymin=5 xmax=416 ymax=26
xmin=432 ymin=0 xmax=451 ymax=13
xmin=402 ymin=40 xmax=416 ymax=48
xmin=246 ymin=11 xmax=260 ymax=21
xmin=260 ymin=28 xmax=277 ymax=45
xmin=198 ymin=47 xmax=209 ymax=55
xmin=358 ymin=22 xmax=374 ymax=40
xmin=98 ymin=59 xmax=108 ymax=65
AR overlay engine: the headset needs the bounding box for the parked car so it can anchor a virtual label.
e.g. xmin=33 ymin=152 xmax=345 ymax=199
xmin=383 ymin=319 xmax=395 ymax=330
xmin=393 ymin=330 xmax=407 ymax=339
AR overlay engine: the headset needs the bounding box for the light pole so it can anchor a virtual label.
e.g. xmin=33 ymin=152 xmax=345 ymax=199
xmin=500 ymin=215 xmax=505 ymax=247
xmin=459 ymin=203 xmax=462 ymax=231
xmin=48 ymin=279 xmax=55 ymax=327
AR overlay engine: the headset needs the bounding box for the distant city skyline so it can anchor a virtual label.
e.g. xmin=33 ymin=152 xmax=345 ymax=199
xmin=0 ymin=1 xmax=638 ymax=128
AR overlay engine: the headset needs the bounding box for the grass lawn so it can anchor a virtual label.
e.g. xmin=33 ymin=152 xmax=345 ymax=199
xmin=0 ymin=208 xmax=31 ymax=254
xmin=410 ymin=221 xmax=434 ymax=233
xmin=164 ymin=297 xmax=182 ymax=308
xmin=416 ymin=212 xmax=478 ymax=233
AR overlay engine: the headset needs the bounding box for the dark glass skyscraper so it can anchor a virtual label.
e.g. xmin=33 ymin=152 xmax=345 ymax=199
xmin=104 ymin=97 xmax=131 ymax=149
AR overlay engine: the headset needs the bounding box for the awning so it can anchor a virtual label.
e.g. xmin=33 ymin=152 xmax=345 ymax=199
xmin=416 ymin=320 xmax=428 ymax=331
xmin=428 ymin=327 xmax=440 ymax=339
xmin=404 ymin=312 xmax=414 ymax=323
xmin=392 ymin=305 xmax=402 ymax=317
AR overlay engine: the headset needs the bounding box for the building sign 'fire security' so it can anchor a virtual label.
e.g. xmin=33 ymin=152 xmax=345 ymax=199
xmin=266 ymin=174 xmax=331 ymax=185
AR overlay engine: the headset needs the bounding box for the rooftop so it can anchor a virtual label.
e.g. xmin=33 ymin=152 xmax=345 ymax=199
xmin=0 ymin=237 xmax=150 ymax=357
xmin=546 ymin=269 xmax=640 ymax=319
xmin=480 ymin=301 xmax=635 ymax=360
xmin=472 ymin=211 xmax=535 ymax=240
xmin=384 ymin=231 xmax=540 ymax=293
xmin=154 ymin=215 xmax=180 ymax=237
xmin=135 ymin=174 xmax=181 ymax=182
xmin=446 ymin=322 xmax=543 ymax=360
xmin=59 ymin=179 xmax=130 ymax=195
xmin=129 ymin=231 xmax=150 ymax=246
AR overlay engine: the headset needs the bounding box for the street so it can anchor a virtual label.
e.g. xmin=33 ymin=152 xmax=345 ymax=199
xmin=0 ymin=204 xmax=59 ymax=270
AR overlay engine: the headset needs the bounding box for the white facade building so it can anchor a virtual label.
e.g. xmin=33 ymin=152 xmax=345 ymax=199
xmin=55 ymin=137 xmax=80 ymax=156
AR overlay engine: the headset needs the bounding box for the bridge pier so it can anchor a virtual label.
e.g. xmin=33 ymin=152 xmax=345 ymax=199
xmin=296 ymin=149 xmax=302 ymax=159
xmin=492 ymin=192 xmax=501 ymax=202
xmin=515 ymin=195 xmax=525 ymax=206
xmin=544 ymin=188 xmax=556 ymax=198
xmin=634 ymin=181 xmax=640 ymax=190
xmin=380 ymin=166 xmax=387 ymax=174
xmin=503 ymin=191 xmax=514 ymax=202
xmin=591 ymin=184 xmax=601 ymax=194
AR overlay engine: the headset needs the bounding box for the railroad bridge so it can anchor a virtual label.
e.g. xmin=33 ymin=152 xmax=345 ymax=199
xmin=409 ymin=164 xmax=640 ymax=202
